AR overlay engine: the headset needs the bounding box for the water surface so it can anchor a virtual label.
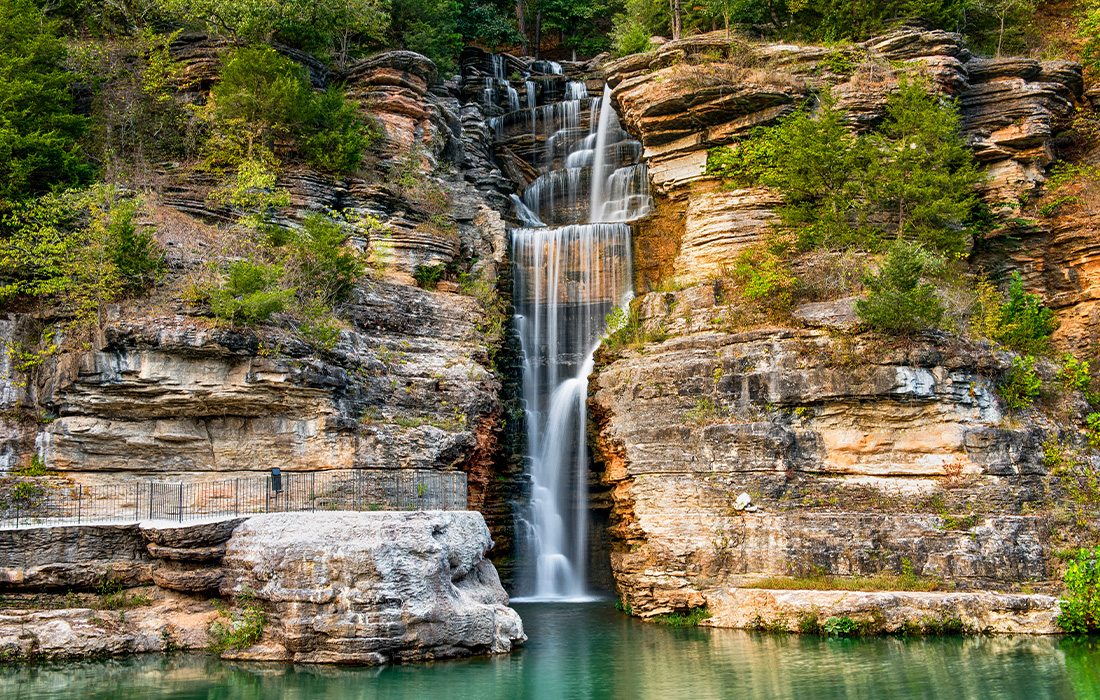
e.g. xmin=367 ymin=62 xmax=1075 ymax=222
xmin=3 ymin=603 xmax=1098 ymax=699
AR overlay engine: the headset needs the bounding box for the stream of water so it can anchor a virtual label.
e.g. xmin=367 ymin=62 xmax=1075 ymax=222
xmin=499 ymin=62 xmax=650 ymax=600
xmin=4 ymin=603 xmax=1097 ymax=699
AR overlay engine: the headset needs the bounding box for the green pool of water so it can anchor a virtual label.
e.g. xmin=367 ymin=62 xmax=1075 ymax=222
xmin=3 ymin=603 xmax=1099 ymax=699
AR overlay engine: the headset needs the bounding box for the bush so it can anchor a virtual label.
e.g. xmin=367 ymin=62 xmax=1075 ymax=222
xmin=652 ymin=606 xmax=712 ymax=626
xmin=412 ymin=263 xmax=447 ymax=290
xmin=611 ymin=17 xmax=654 ymax=57
xmin=207 ymin=260 xmax=293 ymax=325
xmin=0 ymin=187 xmax=164 ymax=329
xmin=822 ymin=616 xmax=861 ymax=637
xmin=208 ymin=592 xmax=266 ymax=653
xmin=996 ymin=272 xmax=1057 ymax=355
xmin=856 ymin=243 xmax=945 ymax=335
xmin=205 ymin=46 xmax=373 ymax=174
xmin=730 ymin=246 xmax=798 ymax=309
xmin=998 ymin=355 xmax=1042 ymax=411
xmin=1057 ymin=547 xmax=1100 ymax=635
xmin=288 ymin=213 xmax=364 ymax=303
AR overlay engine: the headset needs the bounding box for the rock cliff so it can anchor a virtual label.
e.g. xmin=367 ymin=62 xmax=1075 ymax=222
xmin=588 ymin=30 xmax=1095 ymax=624
xmin=0 ymin=37 xmax=524 ymax=574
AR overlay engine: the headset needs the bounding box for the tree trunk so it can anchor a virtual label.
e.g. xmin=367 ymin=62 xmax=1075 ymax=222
xmin=516 ymin=0 xmax=528 ymax=54
xmin=670 ymin=0 xmax=682 ymax=40
xmin=534 ymin=11 xmax=542 ymax=59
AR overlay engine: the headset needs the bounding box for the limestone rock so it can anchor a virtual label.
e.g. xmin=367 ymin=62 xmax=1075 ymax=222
xmin=705 ymin=588 xmax=1059 ymax=634
xmin=219 ymin=511 xmax=525 ymax=664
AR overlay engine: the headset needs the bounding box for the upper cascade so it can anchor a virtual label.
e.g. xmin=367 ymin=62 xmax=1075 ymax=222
xmin=461 ymin=51 xmax=649 ymax=600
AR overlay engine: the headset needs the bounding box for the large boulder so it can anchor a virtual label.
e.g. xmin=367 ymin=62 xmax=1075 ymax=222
xmin=219 ymin=511 xmax=525 ymax=664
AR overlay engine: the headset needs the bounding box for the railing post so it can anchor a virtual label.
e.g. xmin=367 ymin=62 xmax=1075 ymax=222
xmin=177 ymin=482 xmax=184 ymax=523
xmin=235 ymin=478 xmax=240 ymax=517
xmin=310 ymin=472 xmax=316 ymax=512
xmin=76 ymin=485 xmax=82 ymax=524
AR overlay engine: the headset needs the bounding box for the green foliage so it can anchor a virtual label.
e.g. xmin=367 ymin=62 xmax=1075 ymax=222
xmin=287 ymin=213 xmax=365 ymax=304
xmin=96 ymin=576 xmax=152 ymax=610
xmin=866 ymin=82 xmax=980 ymax=256
xmin=457 ymin=1 xmax=524 ymax=49
xmin=729 ymin=246 xmax=797 ymax=308
xmin=1058 ymin=354 xmax=1096 ymax=400
xmin=1087 ymin=413 xmax=1100 ymax=449
xmin=709 ymin=84 xmax=978 ymax=256
xmin=1079 ymin=0 xmax=1100 ymax=73
xmin=652 ymin=606 xmax=712 ymax=626
xmin=995 ymin=272 xmax=1057 ymax=356
xmin=208 ymin=592 xmax=267 ymax=653
xmin=822 ymin=616 xmax=861 ymax=637
xmin=206 ymin=260 xmax=293 ymax=325
xmin=855 ymin=242 xmax=945 ymax=335
xmin=204 ymin=46 xmax=374 ymax=174
xmin=998 ymin=354 xmax=1042 ymax=411
xmin=0 ymin=0 xmax=92 ymax=203
xmin=413 ymin=264 xmax=447 ymax=290
xmin=390 ymin=0 xmax=462 ymax=74
xmin=14 ymin=456 xmax=49 ymax=477
xmin=0 ymin=187 xmax=163 ymax=331
xmin=1057 ymin=547 xmax=1100 ymax=635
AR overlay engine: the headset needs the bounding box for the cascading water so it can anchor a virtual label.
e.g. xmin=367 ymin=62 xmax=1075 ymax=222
xmin=480 ymin=64 xmax=651 ymax=600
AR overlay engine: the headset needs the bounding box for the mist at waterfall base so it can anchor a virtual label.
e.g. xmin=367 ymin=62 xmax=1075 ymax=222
xmin=488 ymin=66 xmax=651 ymax=601
xmin=7 ymin=604 xmax=1098 ymax=700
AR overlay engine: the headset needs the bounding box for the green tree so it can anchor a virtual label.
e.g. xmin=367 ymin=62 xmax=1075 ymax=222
xmin=994 ymin=272 xmax=1057 ymax=355
xmin=0 ymin=187 xmax=163 ymax=328
xmin=206 ymin=260 xmax=293 ymax=325
xmin=390 ymin=0 xmax=462 ymax=74
xmin=1057 ymin=547 xmax=1100 ymax=635
xmin=204 ymin=46 xmax=374 ymax=173
xmin=855 ymin=242 xmax=946 ymax=334
xmin=865 ymin=81 xmax=980 ymax=256
xmin=0 ymin=0 xmax=92 ymax=204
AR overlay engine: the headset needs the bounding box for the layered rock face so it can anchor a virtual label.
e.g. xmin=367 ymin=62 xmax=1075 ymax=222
xmin=0 ymin=39 xmax=523 ymax=566
xmin=587 ymin=30 xmax=1090 ymax=624
xmin=0 ymin=511 xmax=524 ymax=662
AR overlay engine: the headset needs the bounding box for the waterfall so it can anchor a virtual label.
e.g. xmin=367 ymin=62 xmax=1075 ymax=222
xmin=471 ymin=54 xmax=651 ymax=601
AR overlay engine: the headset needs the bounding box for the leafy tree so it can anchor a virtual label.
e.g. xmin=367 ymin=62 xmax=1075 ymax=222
xmin=708 ymin=83 xmax=979 ymax=255
xmin=390 ymin=0 xmax=462 ymax=74
xmin=995 ymin=272 xmax=1057 ymax=355
xmin=0 ymin=187 xmax=163 ymax=328
xmin=1057 ymin=547 xmax=1100 ymax=635
xmin=206 ymin=260 xmax=293 ymax=325
xmin=855 ymin=242 xmax=945 ymax=334
xmin=0 ymin=0 xmax=92 ymax=204
xmin=458 ymin=0 xmax=524 ymax=50
xmin=204 ymin=46 xmax=374 ymax=173
xmin=865 ymin=81 xmax=980 ymax=256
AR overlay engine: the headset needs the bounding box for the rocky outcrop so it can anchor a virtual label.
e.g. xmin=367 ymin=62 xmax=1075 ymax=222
xmin=0 ymin=511 xmax=523 ymax=662
xmin=586 ymin=30 xmax=1091 ymax=624
xmin=219 ymin=511 xmax=524 ymax=664
xmin=707 ymin=588 xmax=1059 ymax=634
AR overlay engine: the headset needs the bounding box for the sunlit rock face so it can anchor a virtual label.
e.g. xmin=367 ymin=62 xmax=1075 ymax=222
xmin=220 ymin=511 xmax=525 ymax=664
xmin=587 ymin=30 xmax=1090 ymax=621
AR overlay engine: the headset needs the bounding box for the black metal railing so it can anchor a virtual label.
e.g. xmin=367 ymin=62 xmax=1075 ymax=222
xmin=0 ymin=469 xmax=468 ymax=529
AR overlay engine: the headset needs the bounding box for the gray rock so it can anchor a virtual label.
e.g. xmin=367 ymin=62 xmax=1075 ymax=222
xmin=219 ymin=511 xmax=524 ymax=664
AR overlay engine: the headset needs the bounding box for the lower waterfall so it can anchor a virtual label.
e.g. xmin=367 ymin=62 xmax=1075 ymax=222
xmin=480 ymin=68 xmax=651 ymax=600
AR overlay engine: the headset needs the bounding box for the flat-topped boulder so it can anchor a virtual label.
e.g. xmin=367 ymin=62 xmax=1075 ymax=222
xmin=220 ymin=511 xmax=525 ymax=664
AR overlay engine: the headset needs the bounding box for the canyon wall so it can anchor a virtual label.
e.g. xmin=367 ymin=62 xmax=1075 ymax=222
xmin=590 ymin=29 xmax=1096 ymax=621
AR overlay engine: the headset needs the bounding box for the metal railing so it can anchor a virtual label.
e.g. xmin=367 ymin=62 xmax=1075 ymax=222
xmin=0 ymin=469 xmax=468 ymax=529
